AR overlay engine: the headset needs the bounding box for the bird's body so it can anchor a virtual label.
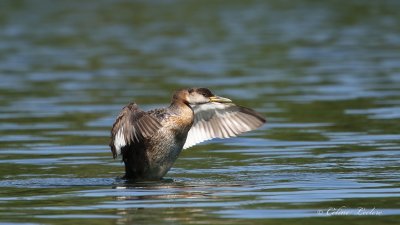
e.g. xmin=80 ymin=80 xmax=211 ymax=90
xmin=110 ymin=88 xmax=265 ymax=180
xmin=122 ymin=103 xmax=193 ymax=179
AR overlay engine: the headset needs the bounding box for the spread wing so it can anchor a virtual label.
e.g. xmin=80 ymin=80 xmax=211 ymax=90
xmin=183 ymin=102 xmax=266 ymax=149
xmin=109 ymin=102 xmax=161 ymax=159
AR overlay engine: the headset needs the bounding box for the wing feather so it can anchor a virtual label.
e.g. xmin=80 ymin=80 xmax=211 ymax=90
xmin=183 ymin=102 xmax=266 ymax=149
xmin=109 ymin=102 xmax=161 ymax=158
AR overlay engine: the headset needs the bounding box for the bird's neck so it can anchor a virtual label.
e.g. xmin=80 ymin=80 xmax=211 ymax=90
xmin=168 ymin=100 xmax=194 ymax=129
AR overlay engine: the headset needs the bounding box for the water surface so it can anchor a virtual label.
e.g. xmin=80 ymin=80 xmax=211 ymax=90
xmin=0 ymin=0 xmax=400 ymax=224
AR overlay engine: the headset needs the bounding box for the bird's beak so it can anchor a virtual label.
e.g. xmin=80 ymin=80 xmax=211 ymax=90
xmin=209 ymin=96 xmax=232 ymax=103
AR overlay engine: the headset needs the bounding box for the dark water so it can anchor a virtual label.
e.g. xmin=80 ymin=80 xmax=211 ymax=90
xmin=1 ymin=0 xmax=400 ymax=224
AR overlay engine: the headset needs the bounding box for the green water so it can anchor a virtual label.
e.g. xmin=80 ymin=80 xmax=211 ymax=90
xmin=0 ymin=0 xmax=400 ymax=224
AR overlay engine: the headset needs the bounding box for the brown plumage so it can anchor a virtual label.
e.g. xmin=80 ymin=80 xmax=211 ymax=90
xmin=109 ymin=88 xmax=266 ymax=180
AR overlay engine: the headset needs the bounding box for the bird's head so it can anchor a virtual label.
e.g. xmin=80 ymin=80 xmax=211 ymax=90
xmin=174 ymin=87 xmax=232 ymax=105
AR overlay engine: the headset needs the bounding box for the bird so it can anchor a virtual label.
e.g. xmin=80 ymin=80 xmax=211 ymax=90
xmin=109 ymin=87 xmax=266 ymax=180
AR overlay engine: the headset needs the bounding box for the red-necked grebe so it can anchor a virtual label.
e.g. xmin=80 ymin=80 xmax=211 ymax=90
xmin=110 ymin=88 xmax=266 ymax=180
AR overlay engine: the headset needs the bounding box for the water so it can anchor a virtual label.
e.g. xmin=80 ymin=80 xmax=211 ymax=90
xmin=1 ymin=0 xmax=400 ymax=224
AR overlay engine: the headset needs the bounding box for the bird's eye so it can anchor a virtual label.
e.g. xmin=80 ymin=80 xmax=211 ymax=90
xmin=188 ymin=88 xmax=194 ymax=93
xmin=196 ymin=88 xmax=213 ymax=97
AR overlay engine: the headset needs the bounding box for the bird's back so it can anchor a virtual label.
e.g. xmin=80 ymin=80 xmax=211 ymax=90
xmin=147 ymin=107 xmax=170 ymax=122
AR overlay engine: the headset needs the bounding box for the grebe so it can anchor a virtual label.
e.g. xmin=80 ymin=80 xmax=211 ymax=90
xmin=110 ymin=88 xmax=266 ymax=180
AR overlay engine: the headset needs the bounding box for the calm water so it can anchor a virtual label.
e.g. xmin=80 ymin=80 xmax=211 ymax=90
xmin=1 ymin=0 xmax=400 ymax=224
